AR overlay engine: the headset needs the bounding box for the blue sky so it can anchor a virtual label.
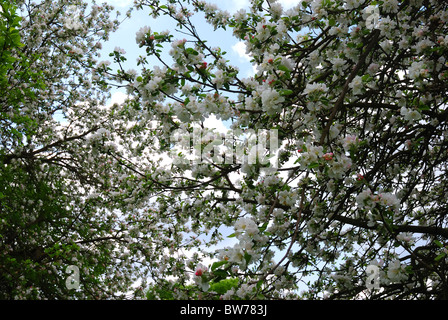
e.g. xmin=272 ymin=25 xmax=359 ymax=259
xmin=99 ymin=0 xmax=299 ymax=111
xmin=95 ymin=0 xmax=319 ymax=295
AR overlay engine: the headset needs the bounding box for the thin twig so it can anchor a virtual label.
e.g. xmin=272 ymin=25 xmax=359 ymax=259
xmin=319 ymin=29 xmax=380 ymax=145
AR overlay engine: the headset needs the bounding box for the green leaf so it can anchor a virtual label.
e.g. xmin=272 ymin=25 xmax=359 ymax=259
xmin=434 ymin=240 xmax=443 ymax=248
xmin=227 ymin=233 xmax=236 ymax=238
xmin=418 ymin=104 xmax=430 ymax=111
xmin=258 ymin=222 xmax=269 ymax=233
xmin=213 ymin=269 xmax=228 ymax=279
xmin=209 ymin=278 xmax=238 ymax=295
xmin=278 ymin=65 xmax=290 ymax=73
xmin=244 ymin=252 xmax=252 ymax=265
xmin=211 ymin=260 xmax=227 ymax=271
xmin=435 ymin=253 xmax=446 ymax=262
xmin=186 ymin=47 xmax=199 ymax=56
xmin=280 ymin=89 xmax=293 ymax=96
xmin=308 ymin=162 xmax=319 ymax=169
xmin=362 ymin=74 xmax=371 ymax=82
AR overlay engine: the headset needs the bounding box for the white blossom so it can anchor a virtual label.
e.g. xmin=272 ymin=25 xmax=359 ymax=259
xmin=136 ymin=26 xmax=151 ymax=44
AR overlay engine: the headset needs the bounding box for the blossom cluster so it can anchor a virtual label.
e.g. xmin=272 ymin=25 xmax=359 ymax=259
xmin=118 ymin=0 xmax=448 ymax=300
xmin=356 ymin=189 xmax=400 ymax=212
xmin=216 ymin=217 xmax=267 ymax=271
xmin=5 ymin=0 xmax=448 ymax=301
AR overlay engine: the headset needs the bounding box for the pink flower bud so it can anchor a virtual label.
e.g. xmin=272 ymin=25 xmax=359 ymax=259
xmin=323 ymin=152 xmax=334 ymax=161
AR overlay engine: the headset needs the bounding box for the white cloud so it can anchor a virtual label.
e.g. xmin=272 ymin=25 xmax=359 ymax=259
xmin=278 ymin=0 xmax=302 ymax=9
xmin=232 ymin=41 xmax=251 ymax=63
xmin=232 ymin=41 xmax=257 ymax=77
xmin=108 ymin=91 xmax=128 ymax=107
xmin=224 ymin=0 xmax=299 ymax=11
xmin=103 ymin=0 xmax=134 ymax=8
xmin=230 ymin=0 xmax=250 ymax=11
xmin=203 ymin=114 xmax=230 ymax=134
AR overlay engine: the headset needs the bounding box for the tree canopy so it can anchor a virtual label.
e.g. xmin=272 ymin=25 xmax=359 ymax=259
xmin=1 ymin=0 xmax=448 ymax=300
